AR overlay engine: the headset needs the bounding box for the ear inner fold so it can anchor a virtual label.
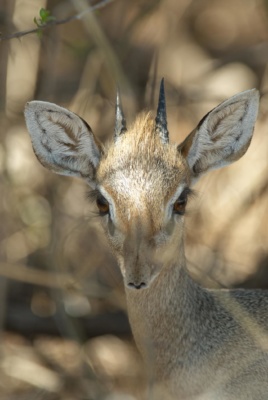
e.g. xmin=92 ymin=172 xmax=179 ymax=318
xmin=178 ymin=89 xmax=259 ymax=181
xmin=24 ymin=101 xmax=103 ymax=186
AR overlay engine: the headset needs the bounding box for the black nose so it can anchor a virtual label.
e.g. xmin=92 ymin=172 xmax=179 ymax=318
xmin=127 ymin=282 xmax=147 ymax=290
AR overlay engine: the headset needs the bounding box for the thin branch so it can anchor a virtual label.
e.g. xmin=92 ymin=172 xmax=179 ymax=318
xmin=0 ymin=0 xmax=115 ymax=41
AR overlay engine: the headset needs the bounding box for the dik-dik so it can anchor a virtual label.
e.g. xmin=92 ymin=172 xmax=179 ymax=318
xmin=25 ymin=81 xmax=268 ymax=399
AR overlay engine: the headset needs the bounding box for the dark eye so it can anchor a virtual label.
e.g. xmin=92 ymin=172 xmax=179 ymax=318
xmin=96 ymin=194 xmax=110 ymax=216
xmin=173 ymin=188 xmax=190 ymax=215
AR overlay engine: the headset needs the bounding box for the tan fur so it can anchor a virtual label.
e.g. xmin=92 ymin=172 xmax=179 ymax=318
xmin=24 ymin=90 xmax=268 ymax=399
xmin=98 ymin=113 xmax=190 ymax=230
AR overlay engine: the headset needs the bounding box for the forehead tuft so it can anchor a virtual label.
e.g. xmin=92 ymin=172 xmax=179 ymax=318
xmin=97 ymin=113 xmax=189 ymax=198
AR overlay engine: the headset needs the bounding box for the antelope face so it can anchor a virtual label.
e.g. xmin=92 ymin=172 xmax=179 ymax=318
xmin=24 ymin=80 xmax=259 ymax=291
xmin=95 ymin=115 xmax=191 ymax=289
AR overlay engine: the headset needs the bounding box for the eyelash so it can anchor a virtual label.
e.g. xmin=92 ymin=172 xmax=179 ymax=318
xmin=87 ymin=189 xmax=101 ymax=203
xmin=87 ymin=189 xmax=110 ymax=216
xmin=172 ymin=188 xmax=194 ymax=215
xmin=96 ymin=194 xmax=110 ymax=216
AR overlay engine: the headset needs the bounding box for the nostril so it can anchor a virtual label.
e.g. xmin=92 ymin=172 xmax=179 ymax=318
xmin=127 ymin=282 xmax=147 ymax=290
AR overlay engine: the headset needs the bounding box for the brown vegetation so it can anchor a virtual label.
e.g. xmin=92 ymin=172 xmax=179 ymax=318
xmin=0 ymin=0 xmax=268 ymax=398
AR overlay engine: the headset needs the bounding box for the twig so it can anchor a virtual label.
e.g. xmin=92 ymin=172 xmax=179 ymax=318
xmin=0 ymin=0 xmax=115 ymax=41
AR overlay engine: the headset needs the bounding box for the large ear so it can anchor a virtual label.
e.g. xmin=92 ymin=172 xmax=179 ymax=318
xmin=24 ymin=101 xmax=103 ymax=187
xmin=178 ymin=89 xmax=259 ymax=182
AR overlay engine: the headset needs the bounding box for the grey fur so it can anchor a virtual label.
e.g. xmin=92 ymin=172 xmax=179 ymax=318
xmin=24 ymin=89 xmax=267 ymax=399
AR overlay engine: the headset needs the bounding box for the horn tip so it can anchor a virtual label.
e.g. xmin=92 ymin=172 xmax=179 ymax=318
xmin=114 ymin=88 xmax=127 ymax=139
xmin=155 ymin=77 xmax=169 ymax=143
xmin=116 ymin=87 xmax=120 ymax=106
xmin=159 ymin=78 xmax=165 ymax=98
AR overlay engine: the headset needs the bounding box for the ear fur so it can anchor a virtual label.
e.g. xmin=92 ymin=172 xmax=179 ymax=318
xmin=178 ymin=89 xmax=260 ymax=181
xmin=24 ymin=101 xmax=103 ymax=187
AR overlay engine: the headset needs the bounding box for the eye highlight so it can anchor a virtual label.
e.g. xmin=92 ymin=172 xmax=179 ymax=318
xmin=96 ymin=194 xmax=110 ymax=216
xmin=173 ymin=188 xmax=192 ymax=215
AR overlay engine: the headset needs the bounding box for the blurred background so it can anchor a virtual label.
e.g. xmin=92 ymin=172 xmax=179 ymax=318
xmin=0 ymin=0 xmax=268 ymax=398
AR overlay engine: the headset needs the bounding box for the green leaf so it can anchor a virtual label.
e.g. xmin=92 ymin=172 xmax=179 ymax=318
xmin=39 ymin=8 xmax=50 ymax=21
xmin=34 ymin=8 xmax=55 ymax=28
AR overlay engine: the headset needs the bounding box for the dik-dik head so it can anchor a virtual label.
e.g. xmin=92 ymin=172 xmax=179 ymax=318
xmin=24 ymin=81 xmax=259 ymax=290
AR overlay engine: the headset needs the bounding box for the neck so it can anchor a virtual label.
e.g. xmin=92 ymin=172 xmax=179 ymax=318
xmin=125 ymin=253 xmax=203 ymax=377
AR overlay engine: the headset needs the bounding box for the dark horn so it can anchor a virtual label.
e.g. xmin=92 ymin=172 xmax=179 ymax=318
xmin=114 ymin=89 xmax=127 ymax=140
xmin=155 ymin=78 xmax=169 ymax=143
